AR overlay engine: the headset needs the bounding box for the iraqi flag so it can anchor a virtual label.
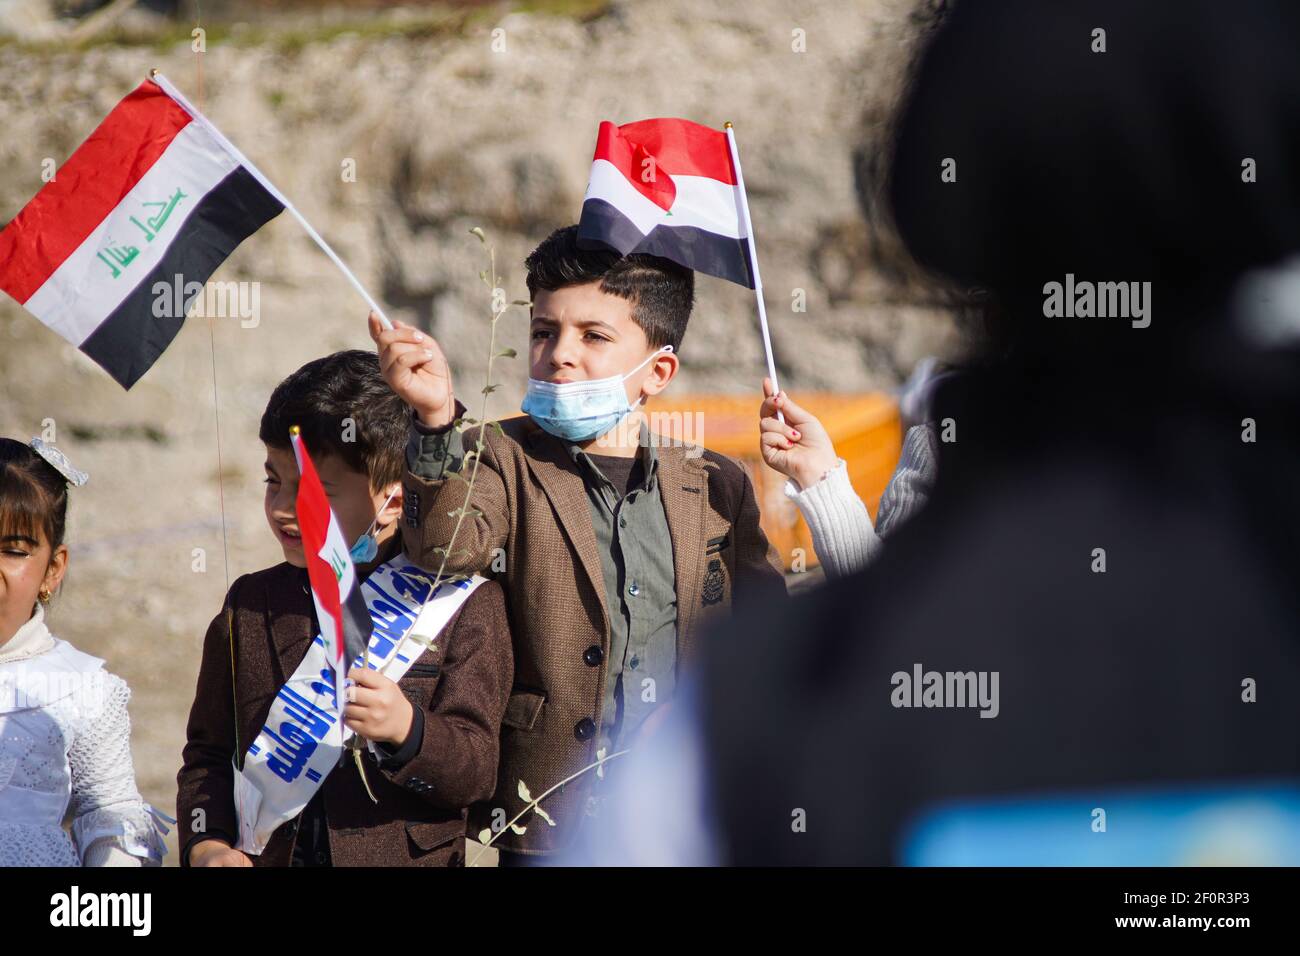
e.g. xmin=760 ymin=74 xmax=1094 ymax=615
xmin=0 ymin=76 xmax=284 ymax=389
xmin=290 ymin=427 xmax=372 ymax=712
xmin=577 ymin=118 xmax=755 ymax=288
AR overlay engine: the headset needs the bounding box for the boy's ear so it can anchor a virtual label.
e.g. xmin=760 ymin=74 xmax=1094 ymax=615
xmin=375 ymin=482 xmax=404 ymax=529
xmin=641 ymin=349 xmax=679 ymax=398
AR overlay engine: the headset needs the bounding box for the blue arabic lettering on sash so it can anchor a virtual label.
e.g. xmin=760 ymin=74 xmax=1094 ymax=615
xmin=365 ymin=581 xmax=416 ymax=660
xmin=278 ymin=686 xmax=335 ymax=739
xmin=309 ymin=666 xmax=337 ymax=704
xmin=247 ymin=560 xmax=475 ymax=785
xmin=266 ymin=722 xmax=319 ymax=782
xmin=391 ymin=565 xmax=435 ymax=602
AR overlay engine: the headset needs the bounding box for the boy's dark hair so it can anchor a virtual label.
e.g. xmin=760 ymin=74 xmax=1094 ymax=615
xmin=259 ymin=350 xmax=407 ymax=490
xmin=525 ymin=225 xmax=695 ymax=352
xmin=0 ymin=438 xmax=71 ymax=557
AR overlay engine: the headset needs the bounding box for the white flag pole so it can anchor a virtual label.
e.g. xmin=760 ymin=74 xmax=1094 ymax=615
xmin=148 ymin=70 xmax=395 ymax=330
xmin=724 ymin=121 xmax=784 ymax=423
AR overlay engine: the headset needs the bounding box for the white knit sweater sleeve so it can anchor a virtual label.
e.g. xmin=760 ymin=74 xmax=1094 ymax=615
xmin=783 ymin=459 xmax=881 ymax=579
xmin=783 ymin=422 xmax=941 ymax=579
xmin=67 ymin=673 xmax=167 ymax=866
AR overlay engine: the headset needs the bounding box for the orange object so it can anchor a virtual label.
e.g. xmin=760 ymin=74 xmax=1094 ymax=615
xmin=642 ymin=392 xmax=902 ymax=569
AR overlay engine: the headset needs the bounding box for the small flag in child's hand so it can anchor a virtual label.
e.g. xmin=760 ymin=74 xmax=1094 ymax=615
xmin=577 ymin=118 xmax=754 ymax=288
xmin=290 ymin=427 xmax=373 ymax=711
xmin=0 ymin=78 xmax=284 ymax=389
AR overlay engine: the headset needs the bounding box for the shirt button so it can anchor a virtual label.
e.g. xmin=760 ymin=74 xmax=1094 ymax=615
xmin=583 ymin=645 xmax=603 ymax=667
xmin=627 ymin=582 xmax=640 ymax=597
xmin=629 ymin=656 xmax=640 ymax=670
xmin=619 ymin=517 xmax=627 ymax=528
xmin=574 ymin=718 xmax=596 ymax=741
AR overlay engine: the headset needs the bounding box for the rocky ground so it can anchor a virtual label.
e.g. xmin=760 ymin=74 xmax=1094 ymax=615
xmin=0 ymin=0 xmax=962 ymax=863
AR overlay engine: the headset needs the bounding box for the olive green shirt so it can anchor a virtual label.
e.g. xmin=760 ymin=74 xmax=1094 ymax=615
xmin=406 ymin=415 xmax=678 ymax=753
xmin=564 ymin=426 xmax=677 ymax=755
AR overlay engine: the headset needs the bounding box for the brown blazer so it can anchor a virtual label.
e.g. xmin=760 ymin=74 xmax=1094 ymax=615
xmin=175 ymin=534 xmax=512 ymax=866
xmin=402 ymin=408 xmax=787 ymax=855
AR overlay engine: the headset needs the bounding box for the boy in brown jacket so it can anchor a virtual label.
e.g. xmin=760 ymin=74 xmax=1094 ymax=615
xmin=370 ymin=226 xmax=786 ymax=863
xmin=176 ymin=350 xmax=512 ymax=867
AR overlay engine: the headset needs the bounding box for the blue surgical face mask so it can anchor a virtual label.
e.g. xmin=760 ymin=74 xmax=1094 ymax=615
xmin=349 ymin=487 xmax=399 ymax=564
xmin=522 ymin=345 xmax=674 ymax=442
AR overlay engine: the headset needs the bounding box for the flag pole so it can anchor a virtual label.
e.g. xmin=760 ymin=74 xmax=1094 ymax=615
xmin=724 ymin=122 xmax=784 ymax=424
xmin=148 ymin=70 xmax=395 ymax=330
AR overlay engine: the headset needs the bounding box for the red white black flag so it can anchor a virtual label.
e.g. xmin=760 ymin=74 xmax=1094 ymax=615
xmin=290 ymin=428 xmax=372 ymax=705
xmin=577 ymin=118 xmax=755 ymax=288
xmin=0 ymin=77 xmax=283 ymax=389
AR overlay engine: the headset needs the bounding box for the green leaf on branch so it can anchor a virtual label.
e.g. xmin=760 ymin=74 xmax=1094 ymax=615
xmin=481 ymin=384 xmax=500 ymax=395
xmin=495 ymin=347 xmax=517 ymax=359
xmin=469 ymin=226 xmax=486 ymax=243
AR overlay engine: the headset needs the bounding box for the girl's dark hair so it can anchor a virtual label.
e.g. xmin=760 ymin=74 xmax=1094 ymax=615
xmin=0 ymin=437 xmax=71 ymax=556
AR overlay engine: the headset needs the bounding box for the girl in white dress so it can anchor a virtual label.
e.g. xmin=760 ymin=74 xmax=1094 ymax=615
xmin=0 ymin=437 xmax=168 ymax=866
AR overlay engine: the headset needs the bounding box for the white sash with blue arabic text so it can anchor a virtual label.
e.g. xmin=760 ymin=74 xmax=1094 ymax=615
xmin=233 ymin=555 xmax=486 ymax=855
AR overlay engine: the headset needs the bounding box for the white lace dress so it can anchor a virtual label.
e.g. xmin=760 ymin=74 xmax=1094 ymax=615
xmin=0 ymin=605 xmax=169 ymax=866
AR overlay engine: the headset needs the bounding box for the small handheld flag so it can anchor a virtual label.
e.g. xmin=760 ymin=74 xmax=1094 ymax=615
xmin=577 ymin=117 xmax=784 ymax=417
xmin=577 ymin=117 xmax=753 ymax=287
xmin=0 ymin=76 xmax=282 ymax=388
xmin=0 ymin=72 xmax=392 ymax=390
xmin=289 ymin=426 xmax=373 ymax=716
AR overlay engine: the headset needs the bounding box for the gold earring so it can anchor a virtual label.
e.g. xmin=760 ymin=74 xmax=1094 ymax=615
xmin=38 ymin=587 xmax=51 ymax=604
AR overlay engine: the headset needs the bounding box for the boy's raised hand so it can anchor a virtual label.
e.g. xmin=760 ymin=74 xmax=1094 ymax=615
xmin=759 ymin=377 xmax=840 ymax=491
xmin=368 ymin=311 xmax=456 ymax=429
xmin=343 ymin=664 xmax=415 ymax=748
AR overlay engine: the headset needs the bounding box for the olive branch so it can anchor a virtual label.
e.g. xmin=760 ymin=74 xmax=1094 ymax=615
xmin=467 ymin=747 xmax=630 ymax=867
xmin=350 ymin=225 xmax=524 ymax=802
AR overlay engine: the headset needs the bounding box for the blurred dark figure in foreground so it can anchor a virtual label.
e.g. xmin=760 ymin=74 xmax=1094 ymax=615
xmin=573 ymin=0 xmax=1300 ymax=865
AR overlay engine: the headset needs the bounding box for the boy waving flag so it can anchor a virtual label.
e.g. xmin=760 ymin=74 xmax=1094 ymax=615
xmin=577 ymin=118 xmax=755 ymax=288
xmin=0 ymin=76 xmax=284 ymax=389
xmin=289 ymin=425 xmax=372 ymax=697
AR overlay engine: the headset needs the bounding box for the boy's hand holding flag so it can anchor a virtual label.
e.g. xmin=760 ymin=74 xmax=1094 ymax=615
xmin=287 ymin=426 xmax=414 ymax=749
